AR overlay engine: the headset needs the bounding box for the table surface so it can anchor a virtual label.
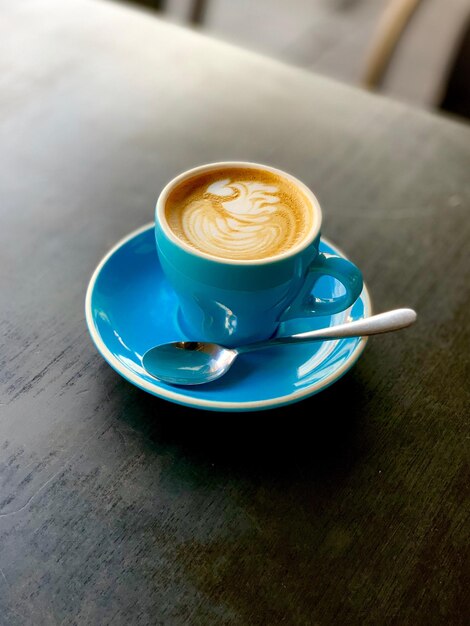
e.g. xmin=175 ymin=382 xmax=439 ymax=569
xmin=1 ymin=1 xmax=469 ymax=624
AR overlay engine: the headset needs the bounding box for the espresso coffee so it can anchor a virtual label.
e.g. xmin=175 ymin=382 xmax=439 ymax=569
xmin=165 ymin=166 xmax=315 ymax=261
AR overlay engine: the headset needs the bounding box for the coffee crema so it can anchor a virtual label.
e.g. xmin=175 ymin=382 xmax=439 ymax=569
xmin=164 ymin=167 xmax=315 ymax=261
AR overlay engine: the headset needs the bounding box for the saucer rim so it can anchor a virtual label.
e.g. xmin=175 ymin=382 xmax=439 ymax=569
xmin=85 ymin=223 xmax=372 ymax=411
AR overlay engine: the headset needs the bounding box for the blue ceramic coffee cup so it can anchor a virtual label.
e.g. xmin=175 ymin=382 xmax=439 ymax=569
xmin=155 ymin=162 xmax=362 ymax=347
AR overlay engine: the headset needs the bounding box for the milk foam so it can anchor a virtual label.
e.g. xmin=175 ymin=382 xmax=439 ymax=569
xmin=165 ymin=168 xmax=313 ymax=261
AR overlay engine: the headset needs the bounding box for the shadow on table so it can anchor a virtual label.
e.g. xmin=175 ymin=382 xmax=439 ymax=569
xmin=113 ymin=369 xmax=370 ymax=487
xmin=109 ymin=368 xmax=379 ymax=624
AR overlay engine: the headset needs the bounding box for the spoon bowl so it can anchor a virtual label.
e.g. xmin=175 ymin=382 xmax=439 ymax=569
xmin=143 ymin=341 xmax=238 ymax=385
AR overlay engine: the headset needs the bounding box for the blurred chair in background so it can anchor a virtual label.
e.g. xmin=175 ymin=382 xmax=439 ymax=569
xmin=363 ymin=0 xmax=470 ymax=118
xmin=119 ymin=0 xmax=470 ymax=119
xmin=363 ymin=0 xmax=423 ymax=88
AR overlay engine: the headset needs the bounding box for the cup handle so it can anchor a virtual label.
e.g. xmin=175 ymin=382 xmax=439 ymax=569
xmin=280 ymin=253 xmax=363 ymax=320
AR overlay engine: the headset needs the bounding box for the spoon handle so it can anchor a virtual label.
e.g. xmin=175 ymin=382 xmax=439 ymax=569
xmin=238 ymin=308 xmax=417 ymax=353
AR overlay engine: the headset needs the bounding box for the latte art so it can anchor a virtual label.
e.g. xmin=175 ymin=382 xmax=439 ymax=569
xmin=165 ymin=167 xmax=314 ymax=261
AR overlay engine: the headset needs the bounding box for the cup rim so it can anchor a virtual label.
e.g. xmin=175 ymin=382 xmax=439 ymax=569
xmin=156 ymin=161 xmax=322 ymax=266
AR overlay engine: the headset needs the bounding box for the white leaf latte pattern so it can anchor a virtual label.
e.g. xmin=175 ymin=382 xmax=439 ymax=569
xmin=165 ymin=167 xmax=314 ymax=261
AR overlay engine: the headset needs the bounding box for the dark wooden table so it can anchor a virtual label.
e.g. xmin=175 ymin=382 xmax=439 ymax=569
xmin=1 ymin=1 xmax=469 ymax=624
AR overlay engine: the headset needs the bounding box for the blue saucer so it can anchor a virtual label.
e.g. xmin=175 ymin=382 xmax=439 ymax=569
xmin=85 ymin=224 xmax=371 ymax=412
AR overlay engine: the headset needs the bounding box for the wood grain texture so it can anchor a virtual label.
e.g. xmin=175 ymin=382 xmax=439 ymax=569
xmin=1 ymin=1 xmax=469 ymax=624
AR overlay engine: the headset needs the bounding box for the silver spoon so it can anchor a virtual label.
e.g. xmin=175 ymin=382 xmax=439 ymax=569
xmin=142 ymin=308 xmax=416 ymax=386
